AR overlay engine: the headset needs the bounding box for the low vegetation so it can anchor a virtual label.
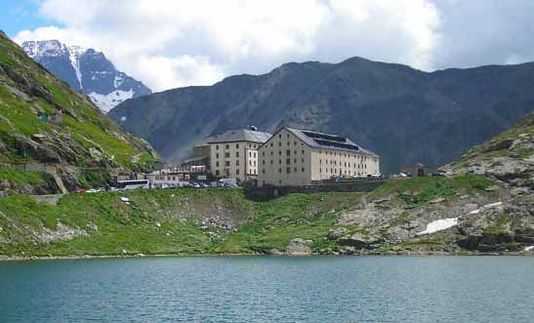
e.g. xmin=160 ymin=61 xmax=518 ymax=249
xmin=370 ymin=175 xmax=493 ymax=207
xmin=0 ymin=188 xmax=362 ymax=257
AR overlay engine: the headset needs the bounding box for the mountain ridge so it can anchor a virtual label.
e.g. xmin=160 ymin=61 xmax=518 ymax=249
xmin=22 ymin=40 xmax=151 ymax=112
xmin=110 ymin=56 xmax=534 ymax=173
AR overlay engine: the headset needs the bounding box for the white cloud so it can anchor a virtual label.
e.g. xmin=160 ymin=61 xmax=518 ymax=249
xmin=14 ymin=0 xmax=443 ymax=91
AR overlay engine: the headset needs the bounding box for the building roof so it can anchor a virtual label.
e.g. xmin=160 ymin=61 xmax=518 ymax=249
xmin=285 ymin=127 xmax=379 ymax=157
xmin=206 ymin=128 xmax=272 ymax=144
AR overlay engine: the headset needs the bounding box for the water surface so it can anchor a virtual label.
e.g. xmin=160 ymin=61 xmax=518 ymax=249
xmin=1 ymin=256 xmax=533 ymax=322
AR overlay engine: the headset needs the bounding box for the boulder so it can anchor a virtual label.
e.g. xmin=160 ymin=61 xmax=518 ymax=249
xmin=286 ymin=238 xmax=313 ymax=256
xmin=337 ymin=232 xmax=376 ymax=249
xmin=327 ymin=227 xmax=347 ymax=240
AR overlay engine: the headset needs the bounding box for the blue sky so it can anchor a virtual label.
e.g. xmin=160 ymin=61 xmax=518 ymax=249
xmin=0 ymin=0 xmax=55 ymax=36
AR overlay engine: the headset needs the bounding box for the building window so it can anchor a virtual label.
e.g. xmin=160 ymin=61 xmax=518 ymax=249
xmin=236 ymin=144 xmax=239 ymax=148
xmin=262 ymin=160 xmax=265 ymax=165
xmin=236 ymin=169 xmax=240 ymax=175
xmin=225 ymin=161 xmax=230 ymax=167
xmin=262 ymin=169 xmax=265 ymax=174
xmin=216 ymin=161 xmax=219 ymax=167
xmin=216 ymin=153 xmax=219 ymax=159
xmin=286 ymin=150 xmax=291 ymax=155
xmin=216 ymin=170 xmax=220 ymax=176
xmin=262 ymin=151 xmax=265 ymax=156
xmin=270 ymin=160 xmax=273 ymax=164
xmin=302 ymin=167 xmax=305 ymax=172
xmin=286 ymin=158 xmax=291 ymax=164
xmin=286 ymin=167 xmax=291 ymax=174
xmin=278 ymin=168 xmax=282 ymax=173
xmin=236 ymin=152 xmax=239 ymax=157
xmin=236 ymin=160 xmax=240 ymax=166
xmin=225 ymin=144 xmax=229 ymax=149
xmin=225 ymin=152 xmax=230 ymax=158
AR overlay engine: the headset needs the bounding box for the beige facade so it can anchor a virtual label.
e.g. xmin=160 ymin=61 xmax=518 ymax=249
xmin=258 ymin=127 xmax=380 ymax=187
xmin=207 ymin=128 xmax=272 ymax=182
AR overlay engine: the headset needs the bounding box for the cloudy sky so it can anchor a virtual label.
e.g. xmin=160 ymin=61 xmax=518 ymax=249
xmin=5 ymin=0 xmax=534 ymax=92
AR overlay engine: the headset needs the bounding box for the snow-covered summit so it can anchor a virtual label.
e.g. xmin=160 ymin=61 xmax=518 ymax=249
xmin=22 ymin=40 xmax=151 ymax=113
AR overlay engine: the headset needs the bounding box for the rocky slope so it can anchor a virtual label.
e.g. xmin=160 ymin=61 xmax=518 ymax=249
xmin=0 ymin=31 xmax=158 ymax=194
xmin=22 ymin=40 xmax=151 ymax=113
xmin=326 ymin=113 xmax=534 ymax=255
xmin=110 ymin=57 xmax=534 ymax=173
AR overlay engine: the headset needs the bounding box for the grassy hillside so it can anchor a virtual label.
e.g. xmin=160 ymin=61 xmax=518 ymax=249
xmin=0 ymin=31 xmax=158 ymax=193
xmin=0 ymin=175 xmax=505 ymax=258
xmin=0 ymin=188 xmax=364 ymax=257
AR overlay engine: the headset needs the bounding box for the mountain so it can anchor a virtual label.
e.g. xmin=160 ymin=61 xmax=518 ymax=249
xmin=1 ymin=114 xmax=533 ymax=256
xmin=0 ymin=31 xmax=157 ymax=194
xmin=109 ymin=57 xmax=534 ymax=174
xmin=22 ymin=40 xmax=151 ymax=113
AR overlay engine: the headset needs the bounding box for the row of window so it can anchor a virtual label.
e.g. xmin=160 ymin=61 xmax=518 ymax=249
xmin=261 ymin=167 xmax=306 ymax=174
xmin=262 ymin=158 xmax=305 ymax=165
xmin=214 ymin=169 xmax=258 ymax=176
xmin=262 ymin=149 xmax=305 ymax=157
xmin=320 ymin=159 xmax=367 ymax=168
xmin=215 ymin=160 xmax=257 ymax=167
xmin=215 ymin=143 xmax=258 ymax=150
xmin=320 ymin=168 xmax=367 ymax=175
xmin=215 ymin=151 xmax=257 ymax=159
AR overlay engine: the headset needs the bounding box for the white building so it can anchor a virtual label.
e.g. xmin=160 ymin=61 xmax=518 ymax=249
xmin=257 ymin=127 xmax=380 ymax=187
xmin=207 ymin=127 xmax=272 ymax=183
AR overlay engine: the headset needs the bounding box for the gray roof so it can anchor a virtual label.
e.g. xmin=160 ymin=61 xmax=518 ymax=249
xmin=285 ymin=127 xmax=378 ymax=157
xmin=206 ymin=128 xmax=272 ymax=144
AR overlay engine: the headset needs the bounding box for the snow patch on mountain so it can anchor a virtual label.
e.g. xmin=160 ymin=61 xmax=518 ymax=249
xmin=22 ymin=40 xmax=151 ymax=113
xmin=67 ymin=45 xmax=85 ymax=90
xmin=88 ymin=90 xmax=134 ymax=113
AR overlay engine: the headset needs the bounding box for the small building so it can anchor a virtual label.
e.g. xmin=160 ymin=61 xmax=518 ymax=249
xmin=207 ymin=127 xmax=272 ymax=183
xmin=400 ymin=163 xmax=437 ymax=177
xmin=145 ymin=168 xmax=190 ymax=188
xmin=257 ymin=127 xmax=380 ymax=187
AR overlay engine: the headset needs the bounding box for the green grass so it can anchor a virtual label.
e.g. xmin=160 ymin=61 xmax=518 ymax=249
xmin=371 ymin=175 xmax=493 ymax=207
xmin=0 ymin=189 xmax=362 ymax=256
xmin=0 ymin=32 xmax=158 ymax=173
xmin=0 ymin=168 xmax=48 ymax=186
xmin=216 ymin=192 xmax=362 ymax=254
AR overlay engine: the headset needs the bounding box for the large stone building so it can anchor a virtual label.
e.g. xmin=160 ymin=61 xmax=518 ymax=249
xmin=257 ymin=127 xmax=380 ymax=187
xmin=207 ymin=127 xmax=272 ymax=182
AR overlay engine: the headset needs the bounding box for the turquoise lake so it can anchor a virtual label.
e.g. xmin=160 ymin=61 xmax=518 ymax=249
xmin=0 ymin=256 xmax=533 ymax=322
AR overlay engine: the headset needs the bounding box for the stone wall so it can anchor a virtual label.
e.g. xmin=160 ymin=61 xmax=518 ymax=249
xmin=246 ymin=179 xmax=385 ymax=199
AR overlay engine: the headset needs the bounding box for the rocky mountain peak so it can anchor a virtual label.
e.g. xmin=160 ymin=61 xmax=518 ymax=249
xmin=21 ymin=40 xmax=151 ymax=113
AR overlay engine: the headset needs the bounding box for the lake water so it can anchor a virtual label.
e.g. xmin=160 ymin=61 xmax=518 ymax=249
xmin=0 ymin=256 xmax=533 ymax=322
